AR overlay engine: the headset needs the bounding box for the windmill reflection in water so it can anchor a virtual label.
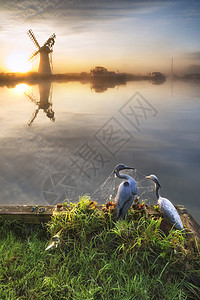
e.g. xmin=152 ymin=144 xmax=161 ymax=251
xmin=25 ymin=81 xmax=55 ymax=126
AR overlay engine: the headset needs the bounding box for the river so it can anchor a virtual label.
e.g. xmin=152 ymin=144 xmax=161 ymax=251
xmin=0 ymin=78 xmax=199 ymax=223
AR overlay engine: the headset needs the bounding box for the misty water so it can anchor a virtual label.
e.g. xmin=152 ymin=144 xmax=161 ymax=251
xmin=0 ymin=78 xmax=199 ymax=223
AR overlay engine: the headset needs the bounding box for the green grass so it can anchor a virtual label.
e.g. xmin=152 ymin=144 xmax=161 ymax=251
xmin=0 ymin=196 xmax=200 ymax=299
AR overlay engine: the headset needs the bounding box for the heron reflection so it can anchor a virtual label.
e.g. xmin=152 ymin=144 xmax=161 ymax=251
xmin=25 ymin=81 xmax=55 ymax=126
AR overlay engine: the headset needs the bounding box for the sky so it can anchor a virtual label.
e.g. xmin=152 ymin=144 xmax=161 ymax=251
xmin=0 ymin=0 xmax=200 ymax=74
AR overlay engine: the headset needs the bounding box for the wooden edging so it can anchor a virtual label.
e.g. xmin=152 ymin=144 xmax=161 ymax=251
xmin=0 ymin=205 xmax=54 ymax=224
xmin=0 ymin=203 xmax=200 ymax=241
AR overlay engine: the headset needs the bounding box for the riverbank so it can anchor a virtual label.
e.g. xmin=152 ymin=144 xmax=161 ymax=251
xmin=1 ymin=71 xmax=200 ymax=89
xmin=0 ymin=197 xmax=200 ymax=299
xmin=0 ymin=71 xmax=164 ymax=88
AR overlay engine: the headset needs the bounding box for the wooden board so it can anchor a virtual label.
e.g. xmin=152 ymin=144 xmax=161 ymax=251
xmin=0 ymin=205 xmax=54 ymax=224
xmin=0 ymin=203 xmax=200 ymax=241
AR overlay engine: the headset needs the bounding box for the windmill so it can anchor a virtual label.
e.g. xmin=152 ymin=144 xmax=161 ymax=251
xmin=27 ymin=29 xmax=56 ymax=74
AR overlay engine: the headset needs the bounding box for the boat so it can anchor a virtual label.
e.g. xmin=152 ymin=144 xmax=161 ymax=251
xmin=90 ymin=66 xmax=126 ymax=81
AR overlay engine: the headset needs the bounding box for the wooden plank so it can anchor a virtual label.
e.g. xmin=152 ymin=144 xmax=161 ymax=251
xmin=144 ymin=204 xmax=200 ymax=241
xmin=0 ymin=203 xmax=200 ymax=241
xmin=176 ymin=205 xmax=200 ymax=241
xmin=0 ymin=205 xmax=54 ymax=224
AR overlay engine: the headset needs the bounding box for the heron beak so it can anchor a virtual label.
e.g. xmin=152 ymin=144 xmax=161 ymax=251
xmin=125 ymin=166 xmax=135 ymax=170
xmin=145 ymin=176 xmax=151 ymax=179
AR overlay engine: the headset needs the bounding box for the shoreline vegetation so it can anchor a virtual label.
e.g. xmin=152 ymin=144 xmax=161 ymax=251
xmin=0 ymin=71 xmax=200 ymax=88
xmin=0 ymin=71 xmax=154 ymax=88
xmin=1 ymin=197 xmax=200 ymax=299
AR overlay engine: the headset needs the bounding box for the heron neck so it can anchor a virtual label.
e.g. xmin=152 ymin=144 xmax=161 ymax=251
xmin=155 ymin=184 xmax=160 ymax=200
xmin=116 ymin=171 xmax=130 ymax=181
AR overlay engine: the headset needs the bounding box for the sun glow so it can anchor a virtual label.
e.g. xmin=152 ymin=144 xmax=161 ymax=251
xmin=14 ymin=83 xmax=29 ymax=93
xmin=6 ymin=51 xmax=31 ymax=73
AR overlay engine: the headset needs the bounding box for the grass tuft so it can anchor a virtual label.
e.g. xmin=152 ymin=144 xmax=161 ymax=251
xmin=0 ymin=196 xmax=200 ymax=299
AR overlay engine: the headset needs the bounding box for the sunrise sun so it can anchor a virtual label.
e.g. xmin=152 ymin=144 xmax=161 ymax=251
xmin=6 ymin=51 xmax=32 ymax=73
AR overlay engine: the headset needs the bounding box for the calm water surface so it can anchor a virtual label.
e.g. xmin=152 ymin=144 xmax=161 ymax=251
xmin=0 ymin=79 xmax=199 ymax=223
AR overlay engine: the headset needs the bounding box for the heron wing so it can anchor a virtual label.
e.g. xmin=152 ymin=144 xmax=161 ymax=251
xmin=159 ymin=198 xmax=184 ymax=230
xmin=116 ymin=182 xmax=134 ymax=219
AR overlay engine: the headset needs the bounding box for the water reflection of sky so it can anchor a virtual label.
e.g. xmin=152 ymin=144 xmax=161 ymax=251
xmin=0 ymin=80 xmax=199 ymax=223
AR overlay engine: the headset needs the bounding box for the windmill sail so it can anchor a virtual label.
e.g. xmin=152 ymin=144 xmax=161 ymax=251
xmin=27 ymin=29 xmax=40 ymax=49
xmin=28 ymin=49 xmax=40 ymax=62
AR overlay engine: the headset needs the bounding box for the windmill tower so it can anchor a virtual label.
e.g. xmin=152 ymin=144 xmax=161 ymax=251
xmin=27 ymin=29 xmax=56 ymax=74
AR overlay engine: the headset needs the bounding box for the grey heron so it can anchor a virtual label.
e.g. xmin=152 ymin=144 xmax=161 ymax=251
xmin=146 ymin=174 xmax=184 ymax=230
xmin=114 ymin=164 xmax=137 ymax=220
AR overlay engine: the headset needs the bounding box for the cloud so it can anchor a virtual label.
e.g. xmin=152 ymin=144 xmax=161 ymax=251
xmin=0 ymin=0 xmax=171 ymax=40
xmin=0 ymin=0 xmax=164 ymax=25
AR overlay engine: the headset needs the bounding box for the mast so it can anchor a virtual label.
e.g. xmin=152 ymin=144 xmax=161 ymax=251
xmin=171 ymin=57 xmax=174 ymax=77
xmin=171 ymin=56 xmax=174 ymax=97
